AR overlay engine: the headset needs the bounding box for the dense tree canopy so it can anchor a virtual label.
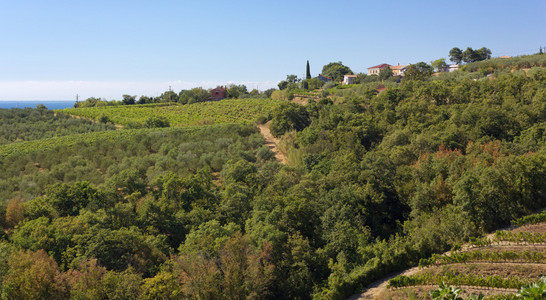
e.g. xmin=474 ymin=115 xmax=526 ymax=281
xmin=0 ymin=56 xmax=544 ymax=299
xmin=403 ymin=62 xmax=433 ymax=81
xmin=321 ymin=62 xmax=353 ymax=82
xmin=431 ymin=58 xmax=447 ymax=72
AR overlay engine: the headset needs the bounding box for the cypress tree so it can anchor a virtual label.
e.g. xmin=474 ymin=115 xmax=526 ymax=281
xmin=306 ymin=60 xmax=311 ymax=79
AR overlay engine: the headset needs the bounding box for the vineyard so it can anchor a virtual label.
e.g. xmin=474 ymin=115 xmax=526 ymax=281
xmin=0 ymin=125 xmax=219 ymax=159
xmin=378 ymin=213 xmax=546 ymax=299
xmin=512 ymin=211 xmax=546 ymax=227
xmin=59 ymin=98 xmax=284 ymax=127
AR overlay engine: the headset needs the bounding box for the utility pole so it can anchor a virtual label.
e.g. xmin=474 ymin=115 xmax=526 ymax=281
xmin=76 ymin=94 xmax=79 ymax=107
xmin=169 ymin=86 xmax=172 ymax=106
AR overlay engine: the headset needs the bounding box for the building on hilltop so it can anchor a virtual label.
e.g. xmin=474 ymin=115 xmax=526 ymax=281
xmin=343 ymin=74 xmax=358 ymax=85
xmin=444 ymin=64 xmax=459 ymax=72
xmin=210 ymin=86 xmax=227 ymax=101
xmin=317 ymin=74 xmax=333 ymax=83
xmin=390 ymin=64 xmax=408 ymax=76
xmin=367 ymin=63 xmax=391 ymax=75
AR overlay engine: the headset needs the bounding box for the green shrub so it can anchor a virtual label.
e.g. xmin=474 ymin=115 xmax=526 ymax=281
xmin=145 ymin=116 xmax=170 ymax=128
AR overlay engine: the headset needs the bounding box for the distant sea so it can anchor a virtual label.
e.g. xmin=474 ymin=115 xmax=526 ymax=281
xmin=0 ymin=100 xmax=76 ymax=110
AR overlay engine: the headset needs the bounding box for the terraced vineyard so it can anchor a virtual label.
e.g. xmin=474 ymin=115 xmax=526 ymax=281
xmin=373 ymin=212 xmax=546 ymax=299
xmin=59 ymin=98 xmax=283 ymax=127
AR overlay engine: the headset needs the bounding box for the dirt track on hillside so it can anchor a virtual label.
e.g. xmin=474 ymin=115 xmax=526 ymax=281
xmin=257 ymin=121 xmax=287 ymax=164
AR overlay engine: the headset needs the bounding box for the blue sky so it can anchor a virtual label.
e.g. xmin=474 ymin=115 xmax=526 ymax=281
xmin=0 ymin=0 xmax=544 ymax=100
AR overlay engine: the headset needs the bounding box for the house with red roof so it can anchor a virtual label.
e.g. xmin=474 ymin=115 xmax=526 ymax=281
xmin=390 ymin=64 xmax=408 ymax=76
xmin=210 ymin=86 xmax=227 ymax=101
xmin=367 ymin=63 xmax=391 ymax=76
xmin=317 ymin=74 xmax=333 ymax=83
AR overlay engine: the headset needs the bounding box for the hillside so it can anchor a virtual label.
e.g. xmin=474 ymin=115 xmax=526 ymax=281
xmin=60 ymin=98 xmax=283 ymax=127
xmin=370 ymin=212 xmax=546 ymax=299
xmin=0 ymin=56 xmax=543 ymax=299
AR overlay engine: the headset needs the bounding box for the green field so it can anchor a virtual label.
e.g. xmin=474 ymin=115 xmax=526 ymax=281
xmin=59 ymin=98 xmax=283 ymax=127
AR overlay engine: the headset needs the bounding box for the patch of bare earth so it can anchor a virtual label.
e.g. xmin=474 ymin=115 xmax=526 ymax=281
xmin=291 ymin=97 xmax=311 ymax=105
xmin=347 ymin=267 xmax=421 ymax=300
xmin=511 ymin=223 xmax=546 ymax=234
xmin=257 ymin=121 xmax=287 ymax=164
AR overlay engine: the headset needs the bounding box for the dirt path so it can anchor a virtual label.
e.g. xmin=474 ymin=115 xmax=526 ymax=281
xmin=257 ymin=121 xmax=287 ymax=164
xmin=348 ymin=267 xmax=421 ymax=300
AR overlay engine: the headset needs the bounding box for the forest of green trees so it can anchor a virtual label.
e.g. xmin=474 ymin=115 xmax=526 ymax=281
xmin=0 ymin=54 xmax=544 ymax=299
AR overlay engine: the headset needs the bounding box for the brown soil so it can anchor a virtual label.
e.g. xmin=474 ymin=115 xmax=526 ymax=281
xmin=257 ymin=121 xmax=287 ymax=164
xmin=348 ymin=267 xmax=421 ymax=300
xmin=211 ymin=172 xmax=223 ymax=186
xmin=291 ymin=97 xmax=312 ymax=106
xmin=511 ymin=223 xmax=546 ymax=234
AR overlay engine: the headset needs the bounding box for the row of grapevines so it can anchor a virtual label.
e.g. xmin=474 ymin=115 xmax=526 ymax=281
xmin=468 ymin=232 xmax=546 ymax=248
xmin=0 ymin=124 xmax=239 ymax=159
xmin=59 ymin=98 xmax=284 ymax=127
xmin=388 ymin=273 xmax=534 ymax=290
xmin=419 ymin=250 xmax=546 ymax=267
xmin=512 ymin=211 xmax=546 ymax=227
xmin=494 ymin=231 xmax=546 ymax=245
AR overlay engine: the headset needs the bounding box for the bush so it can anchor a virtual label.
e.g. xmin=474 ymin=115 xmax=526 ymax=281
xmin=287 ymin=92 xmax=295 ymax=101
xmin=99 ymin=115 xmax=112 ymax=124
xmin=269 ymin=103 xmax=310 ymax=137
xmin=323 ymin=81 xmax=338 ymax=90
xmin=255 ymin=115 xmax=268 ymax=125
xmin=321 ymin=90 xmax=330 ymax=97
xmin=145 ymin=116 xmax=170 ymax=128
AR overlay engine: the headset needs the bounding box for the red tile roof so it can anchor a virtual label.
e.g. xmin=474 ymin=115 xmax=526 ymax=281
xmin=368 ymin=63 xmax=391 ymax=69
xmin=390 ymin=64 xmax=408 ymax=70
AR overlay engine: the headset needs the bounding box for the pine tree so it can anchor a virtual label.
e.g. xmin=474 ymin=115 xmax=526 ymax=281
xmin=306 ymin=60 xmax=311 ymax=79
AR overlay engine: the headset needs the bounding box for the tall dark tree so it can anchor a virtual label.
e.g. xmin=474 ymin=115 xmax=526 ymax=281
xmin=306 ymin=60 xmax=311 ymax=80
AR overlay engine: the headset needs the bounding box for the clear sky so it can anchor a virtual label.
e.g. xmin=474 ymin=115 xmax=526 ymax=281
xmin=0 ymin=0 xmax=544 ymax=100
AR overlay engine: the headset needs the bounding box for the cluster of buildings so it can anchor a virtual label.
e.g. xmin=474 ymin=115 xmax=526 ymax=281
xmin=340 ymin=62 xmax=460 ymax=85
